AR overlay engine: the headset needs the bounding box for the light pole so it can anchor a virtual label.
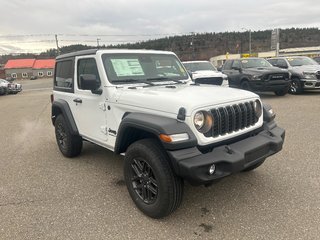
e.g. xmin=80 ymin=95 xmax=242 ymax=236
xmin=242 ymin=28 xmax=251 ymax=55
xmin=97 ymin=38 xmax=101 ymax=48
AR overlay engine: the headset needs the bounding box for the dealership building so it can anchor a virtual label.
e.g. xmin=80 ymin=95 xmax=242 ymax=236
xmin=4 ymin=59 xmax=55 ymax=79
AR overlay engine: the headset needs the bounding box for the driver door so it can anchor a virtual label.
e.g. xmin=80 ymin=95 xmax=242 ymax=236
xmin=69 ymin=56 xmax=108 ymax=144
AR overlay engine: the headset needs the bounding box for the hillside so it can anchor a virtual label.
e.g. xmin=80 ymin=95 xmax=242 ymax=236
xmin=111 ymin=28 xmax=320 ymax=61
xmin=1 ymin=28 xmax=320 ymax=64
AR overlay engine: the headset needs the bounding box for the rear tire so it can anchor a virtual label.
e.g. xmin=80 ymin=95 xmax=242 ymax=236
xmin=54 ymin=114 xmax=82 ymax=157
xmin=124 ymin=139 xmax=183 ymax=219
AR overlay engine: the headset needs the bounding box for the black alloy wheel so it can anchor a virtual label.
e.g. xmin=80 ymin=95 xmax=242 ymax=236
xmin=124 ymin=139 xmax=183 ymax=219
xmin=289 ymin=78 xmax=302 ymax=94
xmin=131 ymin=158 xmax=158 ymax=204
xmin=54 ymin=115 xmax=82 ymax=157
xmin=56 ymin=122 xmax=68 ymax=151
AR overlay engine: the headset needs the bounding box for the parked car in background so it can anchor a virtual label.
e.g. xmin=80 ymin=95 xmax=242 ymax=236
xmin=222 ymin=58 xmax=291 ymax=96
xmin=0 ymin=79 xmax=22 ymax=94
xmin=0 ymin=79 xmax=9 ymax=95
xmin=30 ymin=76 xmax=38 ymax=80
xmin=182 ymin=61 xmax=228 ymax=86
xmin=313 ymin=56 xmax=320 ymax=64
xmin=268 ymin=56 xmax=320 ymax=94
xmin=6 ymin=77 xmax=15 ymax=82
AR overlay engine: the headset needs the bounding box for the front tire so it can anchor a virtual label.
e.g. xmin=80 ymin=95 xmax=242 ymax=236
xmin=289 ymin=78 xmax=303 ymax=94
xmin=240 ymin=80 xmax=251 ymax=91
xmin=274 ymin=88 xmax=288 ymax=96
xmin=54 ymin=114 xmax=83 ymax=157
xmin=124 ymin=139 xmax=183 ymax=219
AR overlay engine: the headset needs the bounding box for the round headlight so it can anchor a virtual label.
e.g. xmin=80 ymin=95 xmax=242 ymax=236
xmin=194 ymin=111 xmax=213 ymax=133
xmin=194 ymin=112 xmax=205 ymax=130
xmin=253 ymin=100 xmax=262 ymax=118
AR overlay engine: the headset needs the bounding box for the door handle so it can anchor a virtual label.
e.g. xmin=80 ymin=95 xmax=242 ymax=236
xmin=73 ymin=98 xmax=82 ymax=103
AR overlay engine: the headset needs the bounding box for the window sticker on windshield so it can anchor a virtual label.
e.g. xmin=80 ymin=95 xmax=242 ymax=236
xmin=111 ymin=59 xmax=145 ymax=76
xmin=241 ymin=60 xmax=248 ymax=63
xmin=288 ymin=58 xmax=294 ymax=61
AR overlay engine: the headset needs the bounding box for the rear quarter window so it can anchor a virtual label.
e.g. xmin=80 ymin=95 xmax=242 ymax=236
xmin=54 ymin=60 xmax=74 ymax=92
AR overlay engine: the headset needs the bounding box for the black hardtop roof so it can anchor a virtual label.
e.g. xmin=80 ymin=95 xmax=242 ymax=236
xmin=56 ymin=49 xmax=99 ymax=60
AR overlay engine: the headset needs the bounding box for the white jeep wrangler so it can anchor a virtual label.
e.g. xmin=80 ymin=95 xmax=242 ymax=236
xmin=51 ymin=49 xmax=285 ymax=218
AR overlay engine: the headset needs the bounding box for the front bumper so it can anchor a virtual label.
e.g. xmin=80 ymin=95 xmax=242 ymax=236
xmin=167 ymin=122 xmax=285 ymax=185
xmin=8 ymin=87 xmax=22 ymax=93
xmin=301 ymin=78 xmax=320 ymax=89
xmin=250 ymin=80 xmax=291 ymax=91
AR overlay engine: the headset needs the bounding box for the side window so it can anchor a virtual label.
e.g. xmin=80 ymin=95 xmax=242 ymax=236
xmin=55 ymin=60 xmax=73 ymax=89
xmin=232 ymin=60 xmax=241 ymax=69
xmin=77 ymin=58 xmax=100 ymax=90
xmin=277 ymin=59 xmax=288 ymax=68
xmin=268 ymin=59 xmax=277 ymax=66
xmin=223 ymin=60 xmax=232 ymax=70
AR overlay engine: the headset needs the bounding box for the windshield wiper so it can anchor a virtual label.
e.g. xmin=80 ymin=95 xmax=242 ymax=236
xmin=112 ymin=79 xmax=155 ymax=86
xmin=146 ymin=77 xmax=185 ymax=84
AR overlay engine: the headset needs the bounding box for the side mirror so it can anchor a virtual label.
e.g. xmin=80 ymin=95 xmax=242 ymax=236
xmin=80 ymin=74 xmax=102 ymax=94
xmin=217 ymin=66 xmax=222 ymax=72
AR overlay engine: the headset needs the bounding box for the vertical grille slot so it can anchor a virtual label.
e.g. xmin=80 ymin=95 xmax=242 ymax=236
xmin=208 ymin=101 xmax=258 ymax=138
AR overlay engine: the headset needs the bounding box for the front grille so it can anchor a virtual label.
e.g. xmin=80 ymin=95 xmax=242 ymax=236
xmin=316 ymin=71 xmax=320 ymax=80
xmin=204 ymin=101 xmax=258 ymax=138
xmin=195 ymin=77 xmax=223 ymax=85
xmin=263 ymin=73 xmax=289 ymax=81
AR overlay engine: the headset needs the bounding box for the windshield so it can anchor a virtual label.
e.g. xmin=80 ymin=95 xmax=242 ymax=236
xmin=102 ymin=53 xmax=189 ymax=85
xmin=287 ymin=57 xmax=319 ymax=66
xmin=240 ymin=58 xmax=272 ymax=68
xmin=183 ymin=62 xmax=217 ymax=72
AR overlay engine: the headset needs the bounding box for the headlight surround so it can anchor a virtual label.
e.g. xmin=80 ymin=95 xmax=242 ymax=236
xmin=253 ymin=100 xmax=262 ymax=119
xmin=252 ymin=75 xmax=262 ymax=80
xmin=193 ymin=111 xmax=213 ymax=133
xmin=303 ymin=72 xmax=316 ymax=79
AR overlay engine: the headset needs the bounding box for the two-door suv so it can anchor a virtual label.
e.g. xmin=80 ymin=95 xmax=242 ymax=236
xmin=222 ymin=57 xmax=291 ymax=96
xmin=52 ymin=49 xmax=285 ymax=218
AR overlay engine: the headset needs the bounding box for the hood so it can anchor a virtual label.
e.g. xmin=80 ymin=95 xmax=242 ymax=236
xmin=243 ymin=67 xmax=288 ymax=75
xmin=116 ymin=84 xmax=258 ymax=116
xmin=192 ymin=70 xmax=227 ymax=79
xmin=291 ymin=65 xmax=320 ymax=73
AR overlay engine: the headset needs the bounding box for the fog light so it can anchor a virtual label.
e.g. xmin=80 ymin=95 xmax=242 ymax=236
xmin=209 ymin=164 xmax=216 ymax=175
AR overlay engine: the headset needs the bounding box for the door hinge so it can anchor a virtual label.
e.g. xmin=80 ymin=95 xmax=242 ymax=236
xmin=100 ymin=126 xmax=108 ymax=135
xmin=99 ymin=102 xmax=106 ymax=111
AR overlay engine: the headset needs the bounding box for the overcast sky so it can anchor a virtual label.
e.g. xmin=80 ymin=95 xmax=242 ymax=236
xmin=1 ymin=0 xmax=320 ymax=54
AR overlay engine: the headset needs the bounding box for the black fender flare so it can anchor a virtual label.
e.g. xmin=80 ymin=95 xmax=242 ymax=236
xmin=51 ymin=99 xmax=79 ymax=135
xmin=114 ymin=112 xmax=197 ymax=154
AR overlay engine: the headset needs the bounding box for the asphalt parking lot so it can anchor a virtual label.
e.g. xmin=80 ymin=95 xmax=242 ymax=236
xmin=0 ymin=78 xmax=319 ymax=240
